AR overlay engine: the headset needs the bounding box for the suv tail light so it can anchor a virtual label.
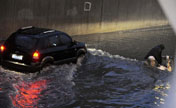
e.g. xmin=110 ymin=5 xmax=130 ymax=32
xmin=0 ymin=45 xmax=5 ymax=52
xmin=33 ymin=51 xmax=40 ymax=60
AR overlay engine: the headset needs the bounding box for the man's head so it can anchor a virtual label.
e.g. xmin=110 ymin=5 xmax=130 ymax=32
xmin=147 ymin=56 xmax=157 ymax=67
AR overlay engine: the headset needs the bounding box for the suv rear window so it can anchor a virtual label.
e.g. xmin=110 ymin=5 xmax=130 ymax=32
xmin=15 ymin=35 xmax=37 ymax=50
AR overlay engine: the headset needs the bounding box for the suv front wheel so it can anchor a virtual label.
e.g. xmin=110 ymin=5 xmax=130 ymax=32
xmin=75 ymin=49 xmax=86 ymax=65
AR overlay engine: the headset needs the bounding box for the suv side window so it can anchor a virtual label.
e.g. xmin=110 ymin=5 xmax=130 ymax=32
xmin=40 ymin=35 xmax=61 ymax=49
xmin=60 ymin=33 xmax=72 ymax=45
xmin=48 ymin=35 xmax=59 ymax=47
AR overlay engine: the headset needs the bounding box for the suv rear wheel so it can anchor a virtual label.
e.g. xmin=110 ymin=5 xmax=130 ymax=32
xmin=41 ymin=57 xmax=54 ymax=68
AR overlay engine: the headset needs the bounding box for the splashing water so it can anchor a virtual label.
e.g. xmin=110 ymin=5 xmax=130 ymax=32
xmin=0 ymin=63 xmax=78 ymax=108
xmin=0 ymin=48 xmax=173 ymax=108
xmin=67 ymin=48 xmax=172 ymax=108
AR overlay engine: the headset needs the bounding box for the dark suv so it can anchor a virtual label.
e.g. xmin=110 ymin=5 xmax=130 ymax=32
xmin=0 ymin=26 xmax=87 ymax=72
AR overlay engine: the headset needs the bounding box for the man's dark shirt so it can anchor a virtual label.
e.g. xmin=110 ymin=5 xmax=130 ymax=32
xmin=144 ymin=44 xmax=165 ymax=65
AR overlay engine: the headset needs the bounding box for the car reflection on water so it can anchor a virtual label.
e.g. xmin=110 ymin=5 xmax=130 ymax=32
xmin=11 ymin=80 xmax=48 ymax=108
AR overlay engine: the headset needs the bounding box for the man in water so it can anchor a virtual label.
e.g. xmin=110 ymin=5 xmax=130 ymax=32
xmin=144 ymin=44 xmax=172 ymax=72
xmin=144 ymin=44 xmax=165 ymax=66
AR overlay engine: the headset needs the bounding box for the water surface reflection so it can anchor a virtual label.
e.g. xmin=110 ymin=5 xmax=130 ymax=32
xmin=11 ymin=80 xmax=48 ymax=108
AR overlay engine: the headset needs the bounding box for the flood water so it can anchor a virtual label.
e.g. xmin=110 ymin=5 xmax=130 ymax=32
xmin=0 ymin=26 xmax=176 ymax=108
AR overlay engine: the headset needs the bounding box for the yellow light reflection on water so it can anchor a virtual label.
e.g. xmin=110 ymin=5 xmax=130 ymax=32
xmin=153 ymin=80 xmax=171 ymax=107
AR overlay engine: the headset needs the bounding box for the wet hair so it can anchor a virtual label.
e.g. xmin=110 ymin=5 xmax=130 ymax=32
xmin=159 ymin=44 xmax=165 ymax=50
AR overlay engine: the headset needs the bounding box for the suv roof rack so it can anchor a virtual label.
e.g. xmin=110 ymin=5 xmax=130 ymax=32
xmin=21 ymin=26 xmax=33 ymax=30
xmin=43 ymin=30 xmax=55 ymax=34
xmin=16 ymin=26 xmax=53 ymax=35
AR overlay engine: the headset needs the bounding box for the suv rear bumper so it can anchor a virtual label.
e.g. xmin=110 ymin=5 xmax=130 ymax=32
xmin=1 ymin=60 xmax=41 ymax=73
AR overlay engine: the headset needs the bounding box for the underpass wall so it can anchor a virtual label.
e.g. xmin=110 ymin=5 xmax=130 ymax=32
xmin=0 ymin=0 xmax=168 ymax=38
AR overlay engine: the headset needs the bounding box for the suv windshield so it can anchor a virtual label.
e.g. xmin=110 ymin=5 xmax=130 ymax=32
xmin=15 ymin=35 xmax=37 ymax=50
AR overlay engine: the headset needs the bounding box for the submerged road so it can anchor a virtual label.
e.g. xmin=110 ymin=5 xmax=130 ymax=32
xmin=0 ymin=26 xmax=175 ymax=108
xmin=73 ymin=25 xmax=176 ymax=60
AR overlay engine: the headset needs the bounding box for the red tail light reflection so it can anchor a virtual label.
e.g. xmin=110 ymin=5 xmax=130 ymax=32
xmin=11 ymin=80 xmax=47 ymax=108
xmin=0 ymin=45 xmax=5 ymax=52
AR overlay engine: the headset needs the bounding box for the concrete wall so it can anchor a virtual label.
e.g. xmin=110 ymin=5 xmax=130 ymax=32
xmin=0 ymin=0 xmax=168 ymax=38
